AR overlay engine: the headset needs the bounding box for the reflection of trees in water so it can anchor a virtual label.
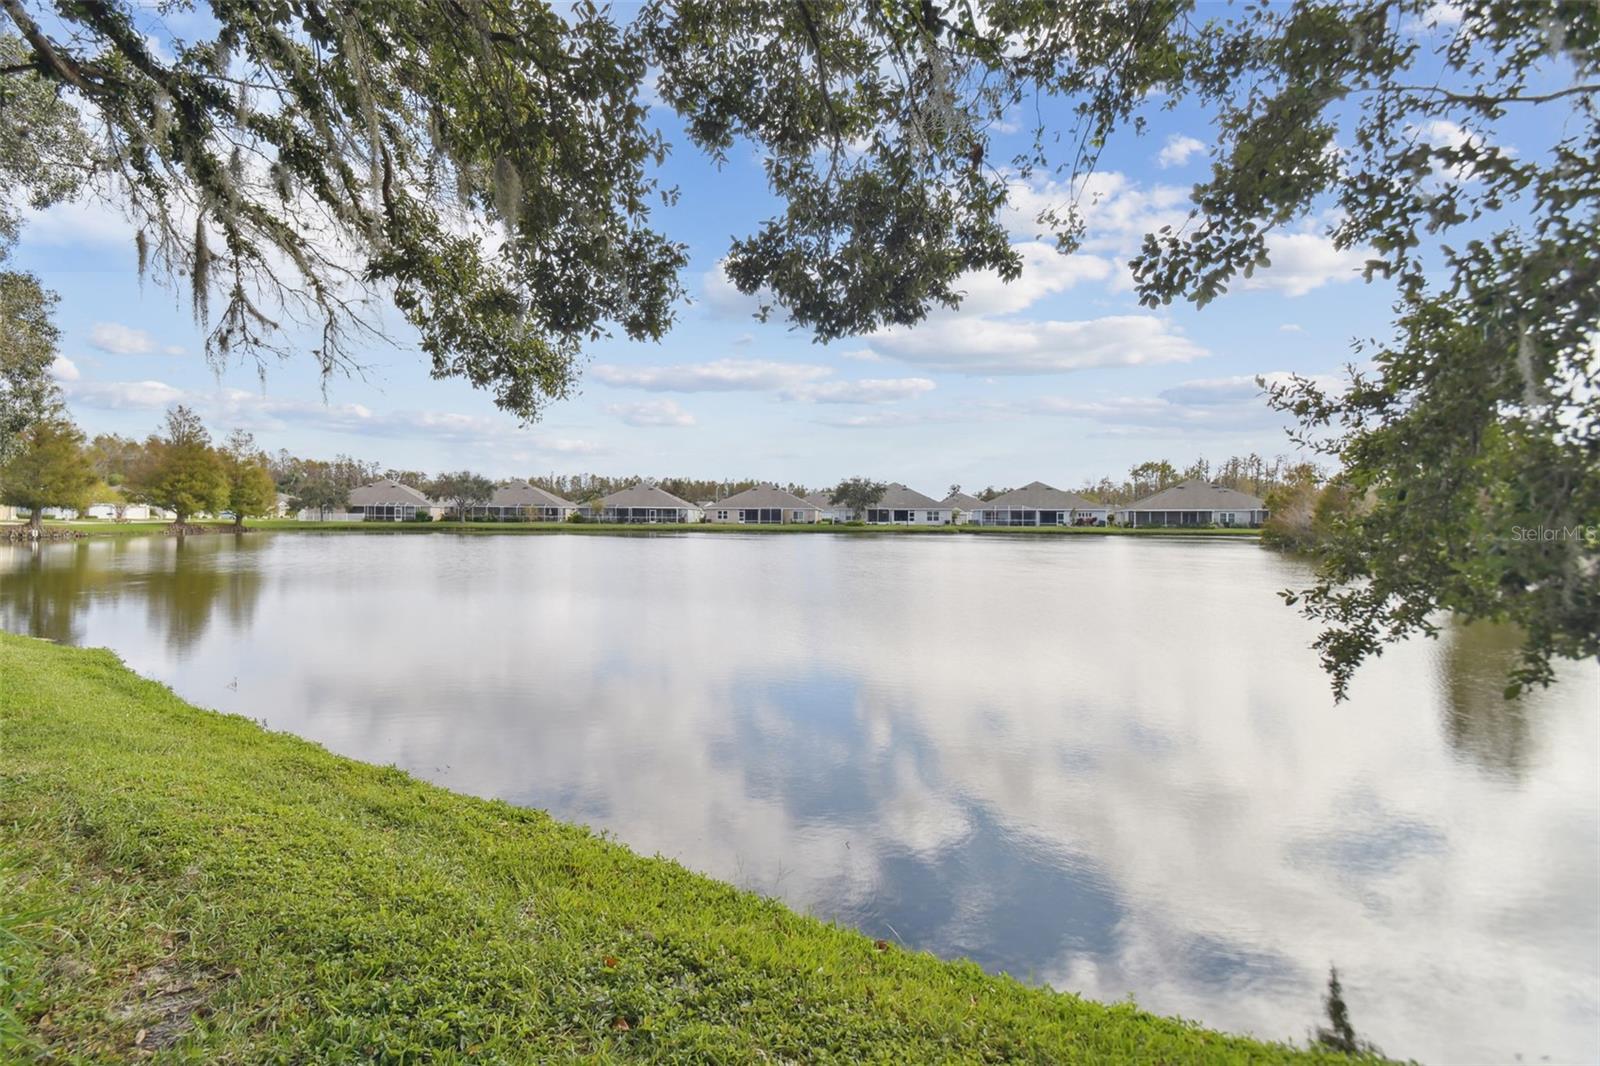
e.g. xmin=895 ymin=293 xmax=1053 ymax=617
xmin=138 ymin=535 xmax=266 ymax=653
xmin=0 ymin=534 xmax=265 ymax=653
xmin=1439 ymin=621 xmax=1540 ymax=780
xmin=0 ymin=541 xmax=106 ymax=644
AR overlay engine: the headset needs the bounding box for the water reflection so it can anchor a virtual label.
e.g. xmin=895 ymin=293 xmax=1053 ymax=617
xmin=1439 ymin=620 xmax=1544 ymax=780
xmin=1 ymin=532 xmax=1595 ymax=1064
xmin=1 ymin=536 xmax=264 ymax=652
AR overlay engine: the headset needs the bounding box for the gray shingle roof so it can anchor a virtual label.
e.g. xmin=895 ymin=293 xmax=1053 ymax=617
xmin=347 ymin=478 xmax=432 ymax=506
xmin=978 ymin=481 xmax=1098 ymax=511
xmin=488 ymin=482 xmax=574 ymax=509
xmin=591 ymin=484 xmax=696 ymax=510
xmin=801 ymin=492 xmax=838 ymax=508
xmin=875 ymin=484 xmax=941 ymax=510
xmin=940 ymin=492 xmax=984 ymax=510
xmin=713 ymin=483 xmax=816 ymax=510
xmin=1123 ymin=479 xmax=1265 ymax=511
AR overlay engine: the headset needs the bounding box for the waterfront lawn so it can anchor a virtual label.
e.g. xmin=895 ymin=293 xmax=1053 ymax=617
xmin=1 ymin=633 xmax=1354 ymax=1063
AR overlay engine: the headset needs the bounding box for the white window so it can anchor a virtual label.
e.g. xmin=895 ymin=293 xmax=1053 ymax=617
xmin=716 ymin=510 xmax=728 ymax=521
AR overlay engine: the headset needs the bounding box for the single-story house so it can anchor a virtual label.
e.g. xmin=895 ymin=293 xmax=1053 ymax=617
xmin=864 ymin=484 xmax=948 ymax=525
xmin=275 ymin=492 xmax=295 ymax=518
xmin=707 ymin=484 xmax=819 ymax=524
xmin=468 ymin=482 xmax=577 ymax=522
xmin=583 ymin=483 xmax=702 ymax=524
xmin=1117 ymin=479 xmax=1268 ymax=527
xmin=347 ymin=478 xmax=442 ymax=521
xmin=802 ymin=492 xmax=853 ymax=523
xmin=84 ymin=503 xmax=171 ymax=521
xmin=940 ymin=491 xmax=984 ymax=525
xmin=972 ymin=481 xmax=1109 ymax=526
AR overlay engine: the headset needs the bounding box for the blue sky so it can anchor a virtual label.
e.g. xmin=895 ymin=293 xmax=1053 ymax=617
xmin=16 ymin=16 xmax=1426 ymax=493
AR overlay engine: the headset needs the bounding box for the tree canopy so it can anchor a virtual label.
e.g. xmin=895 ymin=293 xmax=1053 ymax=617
xmin=830 ymin=477 xmax=888 ymax=520
xmin=129 ymin=405 xmax=229 ymax=523
xmin=428 ymin=470 xmax=495 ymax=522
xmin=0 ymin=415 xmax=94 ymax=527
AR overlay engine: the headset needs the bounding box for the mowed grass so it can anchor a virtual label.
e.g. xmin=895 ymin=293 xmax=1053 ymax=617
xmin=0 ymin=634 xmax=1359 ymax=1064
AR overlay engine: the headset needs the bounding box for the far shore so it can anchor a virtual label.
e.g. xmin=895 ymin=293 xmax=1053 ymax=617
xmin=10 ymin=518 xmax=1262 ymax=540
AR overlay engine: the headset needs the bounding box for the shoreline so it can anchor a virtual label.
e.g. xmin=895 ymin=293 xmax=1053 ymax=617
xmin=0 ymin=631 xmax=1352 ymax=1062
xmin=11 ymin=519 xmax=1262 ymax=540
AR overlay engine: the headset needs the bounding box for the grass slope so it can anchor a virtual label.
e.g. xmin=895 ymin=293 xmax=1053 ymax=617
xmin=1 ymin=634 xmax=1356 ymax=1063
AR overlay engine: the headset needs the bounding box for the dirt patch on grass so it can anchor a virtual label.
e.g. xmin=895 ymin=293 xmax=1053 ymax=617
xmin=111 ymin=961 xmax=216 ymax=1052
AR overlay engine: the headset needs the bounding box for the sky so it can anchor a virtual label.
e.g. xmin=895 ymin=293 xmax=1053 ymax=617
xmin=14 ymin=9 xmax=1465 ymax=495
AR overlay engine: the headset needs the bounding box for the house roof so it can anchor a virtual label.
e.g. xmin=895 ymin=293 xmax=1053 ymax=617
xmin=592 ymin=483 xmax=696 ymax=510
xmin=488 ymin=482 xmax=574 ymax=509
xmin=802 ymin=492 xmax=843 ymax=509
xmin=347 ymin=478 xmax=432 ymax=506
xmin=978 ymin=481 xmax=1097 ymax=511
xmin=941 ymin=491 xmax=984 ymax=510
xmin=1123 ymin=479 xmax=1265 ymax=511
xmin=875 ymin=483 xmax=941 ymax=509
xmin=713 ymin=483 xmax=817 ymax=510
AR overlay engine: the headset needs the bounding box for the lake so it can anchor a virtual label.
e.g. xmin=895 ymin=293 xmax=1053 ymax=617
xmin=2 ymin=531 xmax=1595 ymax=1062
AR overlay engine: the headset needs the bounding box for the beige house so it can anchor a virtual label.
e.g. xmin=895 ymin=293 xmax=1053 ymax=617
xmin=940 ymin=491 xmax=984 ymax=525
xmin=707 ymin=484 xmax=819 ymax=524
xmin=346 ymin=478 xmax=443 ymax=522
xmin=972 ymin=482 xmax=1109 ymax=526
xmin=583 ymin=484 xmax=702 ymax=523
xmin=1117 ymin=480 xmax=1268 ymax=527
xmin=469 ymin=482 xmax=577 ymax=522
xmin=802 ymin=492 xmax=853 ymax=523
xmin=863 ymin=484 xmax=948 ymax=525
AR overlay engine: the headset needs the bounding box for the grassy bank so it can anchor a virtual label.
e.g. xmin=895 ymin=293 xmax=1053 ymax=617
xmin=25 ymin=518 xmax=1261 ymax=539
xmin=0 ymin=634 xmax=1351 ymax=1063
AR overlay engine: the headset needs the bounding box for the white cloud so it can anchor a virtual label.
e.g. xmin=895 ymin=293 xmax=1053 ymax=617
xmin=49 ymin=356 xmax=80 ymax=382
xmin=595 ymin=357 xmax=933 ymax=406
xmin=62 ymin=376 xmax=606 ymax=456
xmin=948 ymin=242 xmax=1114 ymax=316
xmin=1024 ymin=371 xmax=1337 ymax=434
xmin=1243 ymin=233 xmax=1370 ymax=297
xmin=65 ymin=378 xmax=184 ymax=410
xmin=1003 ymin=171 xmax=1193 ymax=258
xmin=1156 ymin=134 xmax=1207 ymax=169
xmin=1402 ymin=2 xmax=1464 ymax=33
xmin=787 ymin=377 xmax=936 ymax=404
xmin=604 ymin=399 xmax=697 ymax=427
xmin=813 ymin=408 xmax=982 ymax=429
xmin=593 ymin=358 xmax=832 ymax=393
xmin=868 ymin=315 xmax=1206 ymax=375
xmin=87 ymin=322 xmax=183 ymax=357
xmin=699 ymin=261 xmax=774 ymax=320
xmin=20 ymin=195 xmax=134 ymax=247
xmin=1279 ymin=323 xmax=1304 ymax=333
xmin=837 ymin=347 xmax=882 ymax=363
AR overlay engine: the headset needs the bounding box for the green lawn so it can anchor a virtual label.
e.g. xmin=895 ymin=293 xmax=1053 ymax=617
xmin=0 ymin=633 xmax=1362 ymax=1063
xmin=25 ymin=518 xmax=1261 ymax=539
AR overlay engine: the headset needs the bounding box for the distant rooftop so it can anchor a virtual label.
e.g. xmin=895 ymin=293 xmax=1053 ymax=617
xmin=1124 ymin=479 xmax=1265 ymax=511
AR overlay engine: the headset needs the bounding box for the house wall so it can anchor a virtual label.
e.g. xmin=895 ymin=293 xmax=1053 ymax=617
xmin=864 ymin=507 xmax=948 ymax=525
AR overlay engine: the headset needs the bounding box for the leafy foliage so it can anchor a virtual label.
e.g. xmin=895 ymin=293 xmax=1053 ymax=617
xmin=128 ymin=406 xmax=229 ymax=523
xmin=0 ymin=415 xmax=94 ymax=527
xmin=427 ymin=469 xmax=494 ymax=521
xmin=829 ymin=477 xmax=887 ymax=520
xmin=221 ymin=429 xmax=277 ymax=525
xmin=0 ymin=270 xmax=61 ymax=465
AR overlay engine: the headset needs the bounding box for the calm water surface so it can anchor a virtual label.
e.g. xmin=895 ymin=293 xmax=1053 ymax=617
xmin=3 ymin=532 xmax=1596 ymax=1063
